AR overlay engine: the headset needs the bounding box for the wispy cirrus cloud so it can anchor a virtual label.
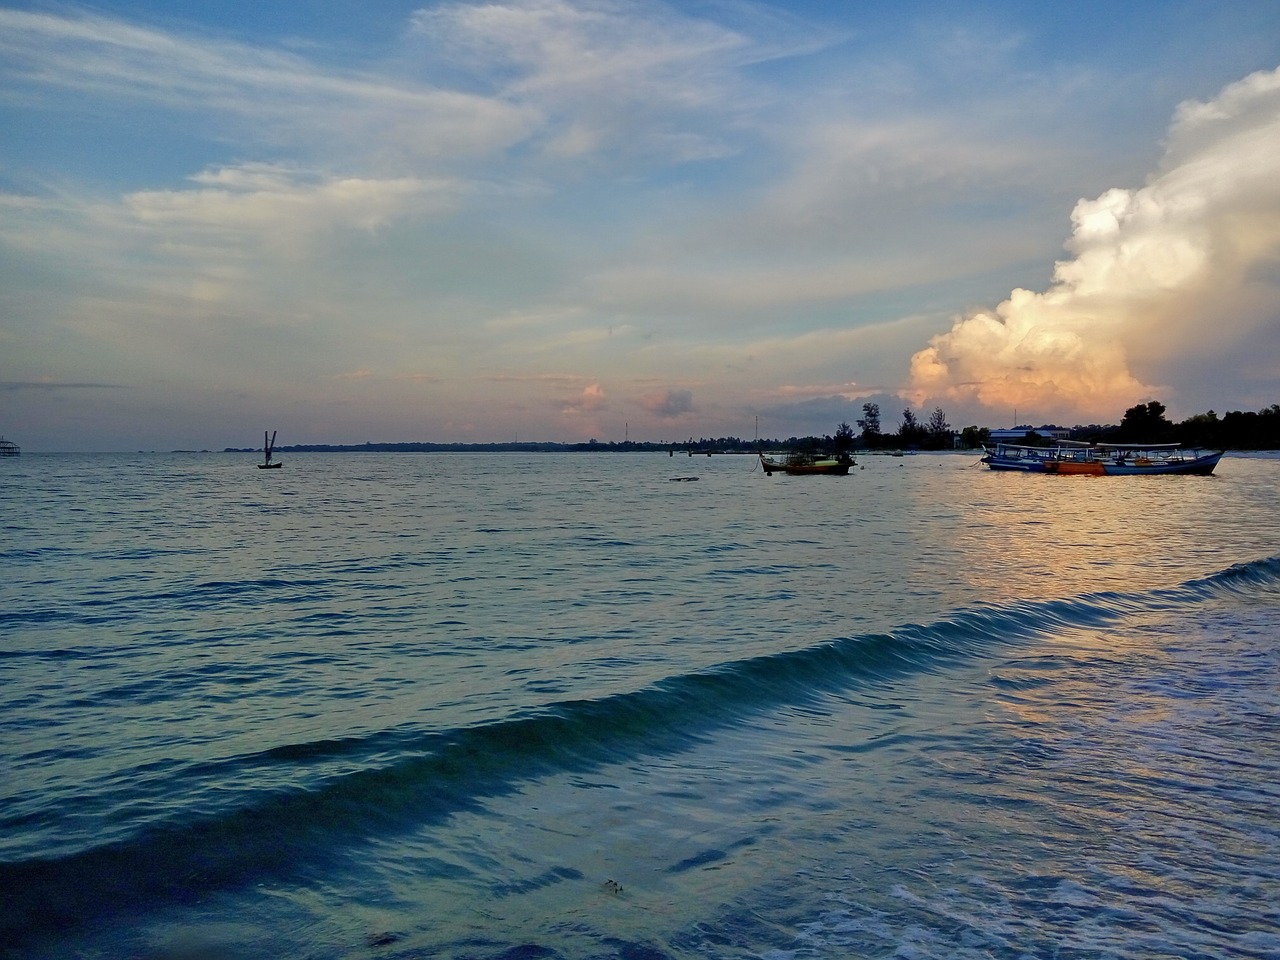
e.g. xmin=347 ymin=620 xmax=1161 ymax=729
xmin=0 ymin=162 xmax=466 ymax=322
xmin=770 ymin=382 xmax=867 ymax=402
xmin=0 ymin=380 xmax=126 ymax=391
xmin=126 ymin=164 xmax=463 ymax=241
xmin=407 ymin=0 xmax=835 ymax=163
xmin=0 ymin=8 xmax=533 ymax=164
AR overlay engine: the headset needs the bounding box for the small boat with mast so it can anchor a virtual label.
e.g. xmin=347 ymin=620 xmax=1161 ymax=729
xmin=258 ymin=430 xmax=282 ymax=469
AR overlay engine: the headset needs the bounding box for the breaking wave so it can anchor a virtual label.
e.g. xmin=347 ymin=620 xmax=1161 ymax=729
xmin=3 ymin=553 xmax=1278 ymax=946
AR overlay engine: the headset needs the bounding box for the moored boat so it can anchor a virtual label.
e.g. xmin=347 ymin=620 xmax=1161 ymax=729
xmin=259 ymin=430 xmax=283 ymax=469
xmin=981 ymin=441 xmax=1223 ymax=476
xmin=759 ymin=452 xmax=854 ymax=476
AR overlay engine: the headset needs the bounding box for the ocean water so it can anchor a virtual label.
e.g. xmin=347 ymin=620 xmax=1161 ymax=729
xmin=2 ymin=450 xmax=1278 ymax=960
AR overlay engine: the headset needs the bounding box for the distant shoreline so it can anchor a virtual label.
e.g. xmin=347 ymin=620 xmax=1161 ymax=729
xmin=225 ymin=441 xmax=722 ymax=454
xmin=219 ymin=443 xmax=1278 ymax=454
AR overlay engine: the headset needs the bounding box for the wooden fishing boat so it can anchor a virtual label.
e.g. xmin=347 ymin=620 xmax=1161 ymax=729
xmin=258 ymin=430 xmax=282 ymax=469
xmin=981 ymin=441 xmax=1223 ymax=475
xmin=759 ymin=452 xmax=853 ymax=476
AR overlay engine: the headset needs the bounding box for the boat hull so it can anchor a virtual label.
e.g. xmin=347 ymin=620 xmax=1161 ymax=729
xmin=759 ymin=454 xmax=851 ymax=476
xmin=1101 ymin=451 xmax=1222 ymax=475
xmin=982 ymin=448 xmax=1223 ymax=476
xmin=1043 ymin=459 xmax=1105 ymax=475
xmin=983 ymin=457 xmax=1044 ymax=472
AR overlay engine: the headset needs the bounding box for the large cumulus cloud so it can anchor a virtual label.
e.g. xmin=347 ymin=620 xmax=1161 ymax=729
xmin=908 ymin=66 xmax=1280 ymax=420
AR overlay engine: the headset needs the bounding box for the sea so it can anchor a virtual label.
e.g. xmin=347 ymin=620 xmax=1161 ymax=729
xmin=2 ymin=450 xmax=1278 ymax=960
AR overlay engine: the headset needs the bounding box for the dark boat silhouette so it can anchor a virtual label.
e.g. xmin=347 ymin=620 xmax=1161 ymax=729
xmin=258 ymin=430 xmax=282 ymax=469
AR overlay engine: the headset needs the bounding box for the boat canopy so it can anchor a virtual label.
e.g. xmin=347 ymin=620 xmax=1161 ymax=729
xmin=1093 ymin=442 xmax=1183 ymax=449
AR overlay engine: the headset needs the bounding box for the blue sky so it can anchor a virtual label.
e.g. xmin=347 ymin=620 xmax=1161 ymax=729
xmin=3 ymin=0 xmax=1280 ymax=451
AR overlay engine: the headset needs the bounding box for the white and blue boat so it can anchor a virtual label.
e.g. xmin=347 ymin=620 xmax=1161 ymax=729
xmin=981 ymin=441 xmax=1223 ymax=475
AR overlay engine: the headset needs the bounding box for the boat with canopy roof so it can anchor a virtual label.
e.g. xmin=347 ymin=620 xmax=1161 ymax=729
xmin=981 ymin=441 xmax=1223 ymax=475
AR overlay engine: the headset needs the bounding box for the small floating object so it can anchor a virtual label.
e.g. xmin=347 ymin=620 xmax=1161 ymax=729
xmin=668 ymin=476 xmax=700 ymax=482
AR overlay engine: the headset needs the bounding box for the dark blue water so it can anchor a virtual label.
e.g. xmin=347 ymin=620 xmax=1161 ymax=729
xmin=2 ymin=451 xmax=1278 ymax=959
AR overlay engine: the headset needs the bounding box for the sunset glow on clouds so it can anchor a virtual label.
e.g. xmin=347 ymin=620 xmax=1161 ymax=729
xmin=1 ymin=1 xmax=1279 ymax=450
xmin=908 ymin=66 xmax=1280 ymax=421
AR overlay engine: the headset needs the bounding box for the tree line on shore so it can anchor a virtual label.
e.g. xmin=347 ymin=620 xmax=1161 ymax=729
xmin=851 ymin=400 xmax=1280 ymax=451
xmin=225 ymin=400 xmax=1280 ymax=455
xmin=670 ymin=399 xmax=1279 ymax=452
xmin=1068 ymin=400 xmax=1280 ymax=450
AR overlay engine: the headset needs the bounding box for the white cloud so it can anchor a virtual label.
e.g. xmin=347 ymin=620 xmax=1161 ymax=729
xmin=560 ymin=380 xmax=607 ymax=414
xmin=406 ymin=0 xmax=831 ymax=163
xmin=771 ymin=382 xmax=867 ymax=402
xmin=0 ymin=164 xmax=467 ymax=329
xmin=767 ymin=116 xmax=1045 ymax=221
xmin=0 ymin=9 xmax=533 ymax=164
xmin=907 ymin=65 xmax=1280 ymax=421
xmin=637 ymin=388 xmax=693 ymax=418
xmin=411 ymin=0 xmax=745 ymax=92
xmin=126 ymin=164 xmax=461 ymax=241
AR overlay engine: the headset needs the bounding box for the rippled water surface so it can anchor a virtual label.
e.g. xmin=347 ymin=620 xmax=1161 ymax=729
xmin=2 ymin=451 xmax=1278 ymax=959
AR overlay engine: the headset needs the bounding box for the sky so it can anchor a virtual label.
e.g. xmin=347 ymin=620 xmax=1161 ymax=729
xmin=2 ymin=1 xmax=1280 ymax=451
